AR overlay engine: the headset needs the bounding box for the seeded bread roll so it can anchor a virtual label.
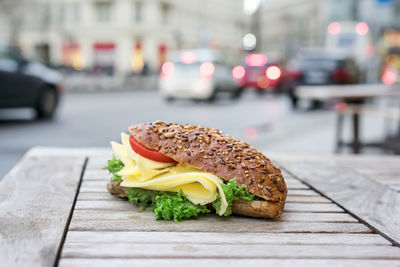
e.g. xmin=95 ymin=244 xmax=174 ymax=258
xmin=126 ymin=121 xmax=287 ymax=218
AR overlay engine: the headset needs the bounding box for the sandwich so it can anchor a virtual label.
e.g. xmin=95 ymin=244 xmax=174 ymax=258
xmin=105 ymin=121 xmax=287 ymax=222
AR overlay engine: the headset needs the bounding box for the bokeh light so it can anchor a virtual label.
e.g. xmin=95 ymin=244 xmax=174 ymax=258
xmin=334 ymin=101 xmax=347 ymax=113
xmin=180 ymin=51 xmax=196 ymax=64
xmin=161 ymin=62 xmax=174 ymax=80
xmin=382 ymin=71 xmax=397 ymax=85
xmin=246 ymin=54 xmax=267 ymax=66
xmin=328 ymin=22 xmax=341 ymax=35
xmin=266 ymin=66 xmax=281 ymax=80
xmin=232 ymin=65 xmax=245 ymax=79
xmin=245 ymin=127 xmax=259 ymax=139
xmin=257 ymin=76 xmax=269 ymax=88
xmin=200 ymin=62 xmax=215 ymax=80
xmin=356 ymin=22 xmax=369 ymax=35
xmin=242 ymin=33 xmax=257 ymax=50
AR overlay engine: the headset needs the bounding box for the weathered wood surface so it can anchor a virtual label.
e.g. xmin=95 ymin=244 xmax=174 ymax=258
xmin=61 ymin=243 xmax=400 ymax=259
xmin=270 ymin=153 xmax=400 ymax=191
xmin=2 ymin=148 xmax=400 ymax=266
xmin=59 ymin=259 xmax=400 ymax=267
xmin=59 ymin=154 xmax=400 ymax=266
xmin=276 ymin=159 xmax=400 ymax=246
xmin=64 ymin=231 xmax=390 ymax=246
xmin=0 ymin=147 xmax=86 ymax=267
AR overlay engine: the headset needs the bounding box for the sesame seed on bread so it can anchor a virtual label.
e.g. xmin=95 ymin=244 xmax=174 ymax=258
xmin=127 ymin=121 xmax=287 ymax=217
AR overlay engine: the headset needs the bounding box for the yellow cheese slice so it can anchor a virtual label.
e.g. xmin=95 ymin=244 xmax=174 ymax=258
xmin=112 ymin=133 xmax=228 ymax=215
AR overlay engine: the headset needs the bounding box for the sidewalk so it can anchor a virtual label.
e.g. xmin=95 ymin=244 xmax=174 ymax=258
xmin=248 ymin=108 xmax=392 ymax=155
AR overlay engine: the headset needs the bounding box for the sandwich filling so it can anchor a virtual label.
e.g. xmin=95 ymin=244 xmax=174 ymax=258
xmin=106 ymin=133 xmax=256 ymax=221
xmin=112 ymin=133 xmax=229 ymax=215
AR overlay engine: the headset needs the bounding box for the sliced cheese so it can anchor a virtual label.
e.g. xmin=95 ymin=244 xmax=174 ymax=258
xmin=112 ymin=133 xmax=228 ymax=215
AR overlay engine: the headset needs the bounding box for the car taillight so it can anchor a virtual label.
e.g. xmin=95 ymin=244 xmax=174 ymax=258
xmin=232 ymin=65 xmax=245 ymax=79
xmin=266 ymin=66 xmax=281 ymax=80
xmin=161 ymin=62 xmax=174 ymax=80
xmin=200 ymin=62 xmax=215 ymax=81
xmin=245 ymin=54 xmax=267 ymax=66
xmin=331 ymin=68 xmax=349 ymax=83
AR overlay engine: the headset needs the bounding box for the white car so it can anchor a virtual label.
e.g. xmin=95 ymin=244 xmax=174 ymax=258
xmin=159 ymin=49 xmax=240 ymax=101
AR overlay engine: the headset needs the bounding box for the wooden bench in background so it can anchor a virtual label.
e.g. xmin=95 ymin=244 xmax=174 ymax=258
xmin=1 ymin=147 xmax=399 ymax=266
xmin=296 ymin=84 xmax=400 ymax=154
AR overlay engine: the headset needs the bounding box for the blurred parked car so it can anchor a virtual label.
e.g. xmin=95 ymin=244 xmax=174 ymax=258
xmin=232 ymin=53 xmax=286 ymax=94
xmin=159 ymin=49 xmax=240 ymax=101
xmin=285 ymin=49 xmax=359 ymax=108
xmin=0 ymin=41 xmax=63 ymax=118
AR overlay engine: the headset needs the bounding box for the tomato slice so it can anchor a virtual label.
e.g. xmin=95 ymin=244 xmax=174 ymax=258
xmin=129 ymin=135 xmax=176 ymax=163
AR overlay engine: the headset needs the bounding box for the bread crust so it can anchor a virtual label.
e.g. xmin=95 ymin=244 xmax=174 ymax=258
xmin=107 ymin=181 xmax=284 ymax=219
xmin=129 ymin=121 xmax=287 ymax=206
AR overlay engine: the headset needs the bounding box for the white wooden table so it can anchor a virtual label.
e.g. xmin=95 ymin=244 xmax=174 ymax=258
xmin=1 ymin=147 xmax=400 ymax=267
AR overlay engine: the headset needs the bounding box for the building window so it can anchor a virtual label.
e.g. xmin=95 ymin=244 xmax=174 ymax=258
xmin=160 ymin=2 xmax=171 ymax=25
xmin=58 ymin=3 xmax=65 ymax=25
xmin=73 ymin=2 xmax=80 ymax=23
xmin=95 ymin=1 xmax=112 ymax=22
xmin=134 ymin=2 xmax=143 ymax=23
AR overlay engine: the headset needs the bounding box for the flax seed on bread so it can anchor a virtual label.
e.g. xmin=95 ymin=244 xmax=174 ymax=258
xmin=107 ymin=121 xmax=287 ymax=219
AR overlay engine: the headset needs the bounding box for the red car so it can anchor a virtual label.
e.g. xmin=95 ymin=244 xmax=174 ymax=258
xmin=232 ymin=53 xmax=284 ymax=94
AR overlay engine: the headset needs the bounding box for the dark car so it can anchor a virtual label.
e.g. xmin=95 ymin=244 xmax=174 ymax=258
xmin=232 ymin=53 xmax=285 ymax=94
xmin=285 ymin=49 xmax=359 ymax=108
xmin=0 ymin=41 xmax=62 ymax=118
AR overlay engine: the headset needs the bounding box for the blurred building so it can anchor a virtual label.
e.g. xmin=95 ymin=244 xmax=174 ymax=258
xmin=258 ymin=0 xmax=400 ymax=57
xmin=12 ymin=0 xmax=244 ymax=75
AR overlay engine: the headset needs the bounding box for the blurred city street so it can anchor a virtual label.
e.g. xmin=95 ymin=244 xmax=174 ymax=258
xmin=0 ymin=88 xmax=390 ymax=179
xmin=1 ymin=0 xmax=400 ymax=177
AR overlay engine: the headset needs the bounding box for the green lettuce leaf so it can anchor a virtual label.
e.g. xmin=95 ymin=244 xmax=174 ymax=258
xmin=125 ymin=188 xmax=210 ymax=222
xmin=212 ymin=178 xmax=255 ymax=216
xmin=126 ymin=187 xmax=159 ymax=210
xmin=104 ymin=156 xmax=124 ymax=181
xmin=152 ymin=190 xmax=211 ymax=223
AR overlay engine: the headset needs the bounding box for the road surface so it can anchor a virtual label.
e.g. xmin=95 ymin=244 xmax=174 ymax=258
xmin=0 ymin=90 xmax=389 ymax=179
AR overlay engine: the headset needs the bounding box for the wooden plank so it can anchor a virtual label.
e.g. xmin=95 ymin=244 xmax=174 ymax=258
xmin=86 ymin=157 xmax=113 ymax=170
xmin=68 ymin=217 xmax=371 ymax=233
xmin=64 ymin=231 xmax=389 ymax=246
xmin=286 ymin=195 xmax=332 ymax=203
xmin=71 ymin=209 xmax=357 ymax=222
xmin=81 ymin=170 xmax=109 ymax=181
xmin=278 ymin=160 xmax=400 ymax=246
xmin=287 ymin=189 xmax=321 ymax=196
xmin=61 ymin=243 xmax=400 ymax=259
xmin=73 ymin=199 xmax=344 ymax=213
xmin=59 ymin=258 xmax=400 ymax=267
xmin=0 ymin=148 xmax=86 ymax=267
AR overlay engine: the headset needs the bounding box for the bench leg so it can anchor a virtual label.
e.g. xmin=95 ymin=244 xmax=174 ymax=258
xmin=335 ymin=113 xmax=344 ymax=153
xmin=352 ymin=113 xmax=360 ymax=154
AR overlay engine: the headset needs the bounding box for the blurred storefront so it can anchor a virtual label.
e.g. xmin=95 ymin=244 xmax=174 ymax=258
xmin=11 ymin=0 xmax=245 ymax=76
xmin=258 ymin=0 xmax=400 ymax=56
